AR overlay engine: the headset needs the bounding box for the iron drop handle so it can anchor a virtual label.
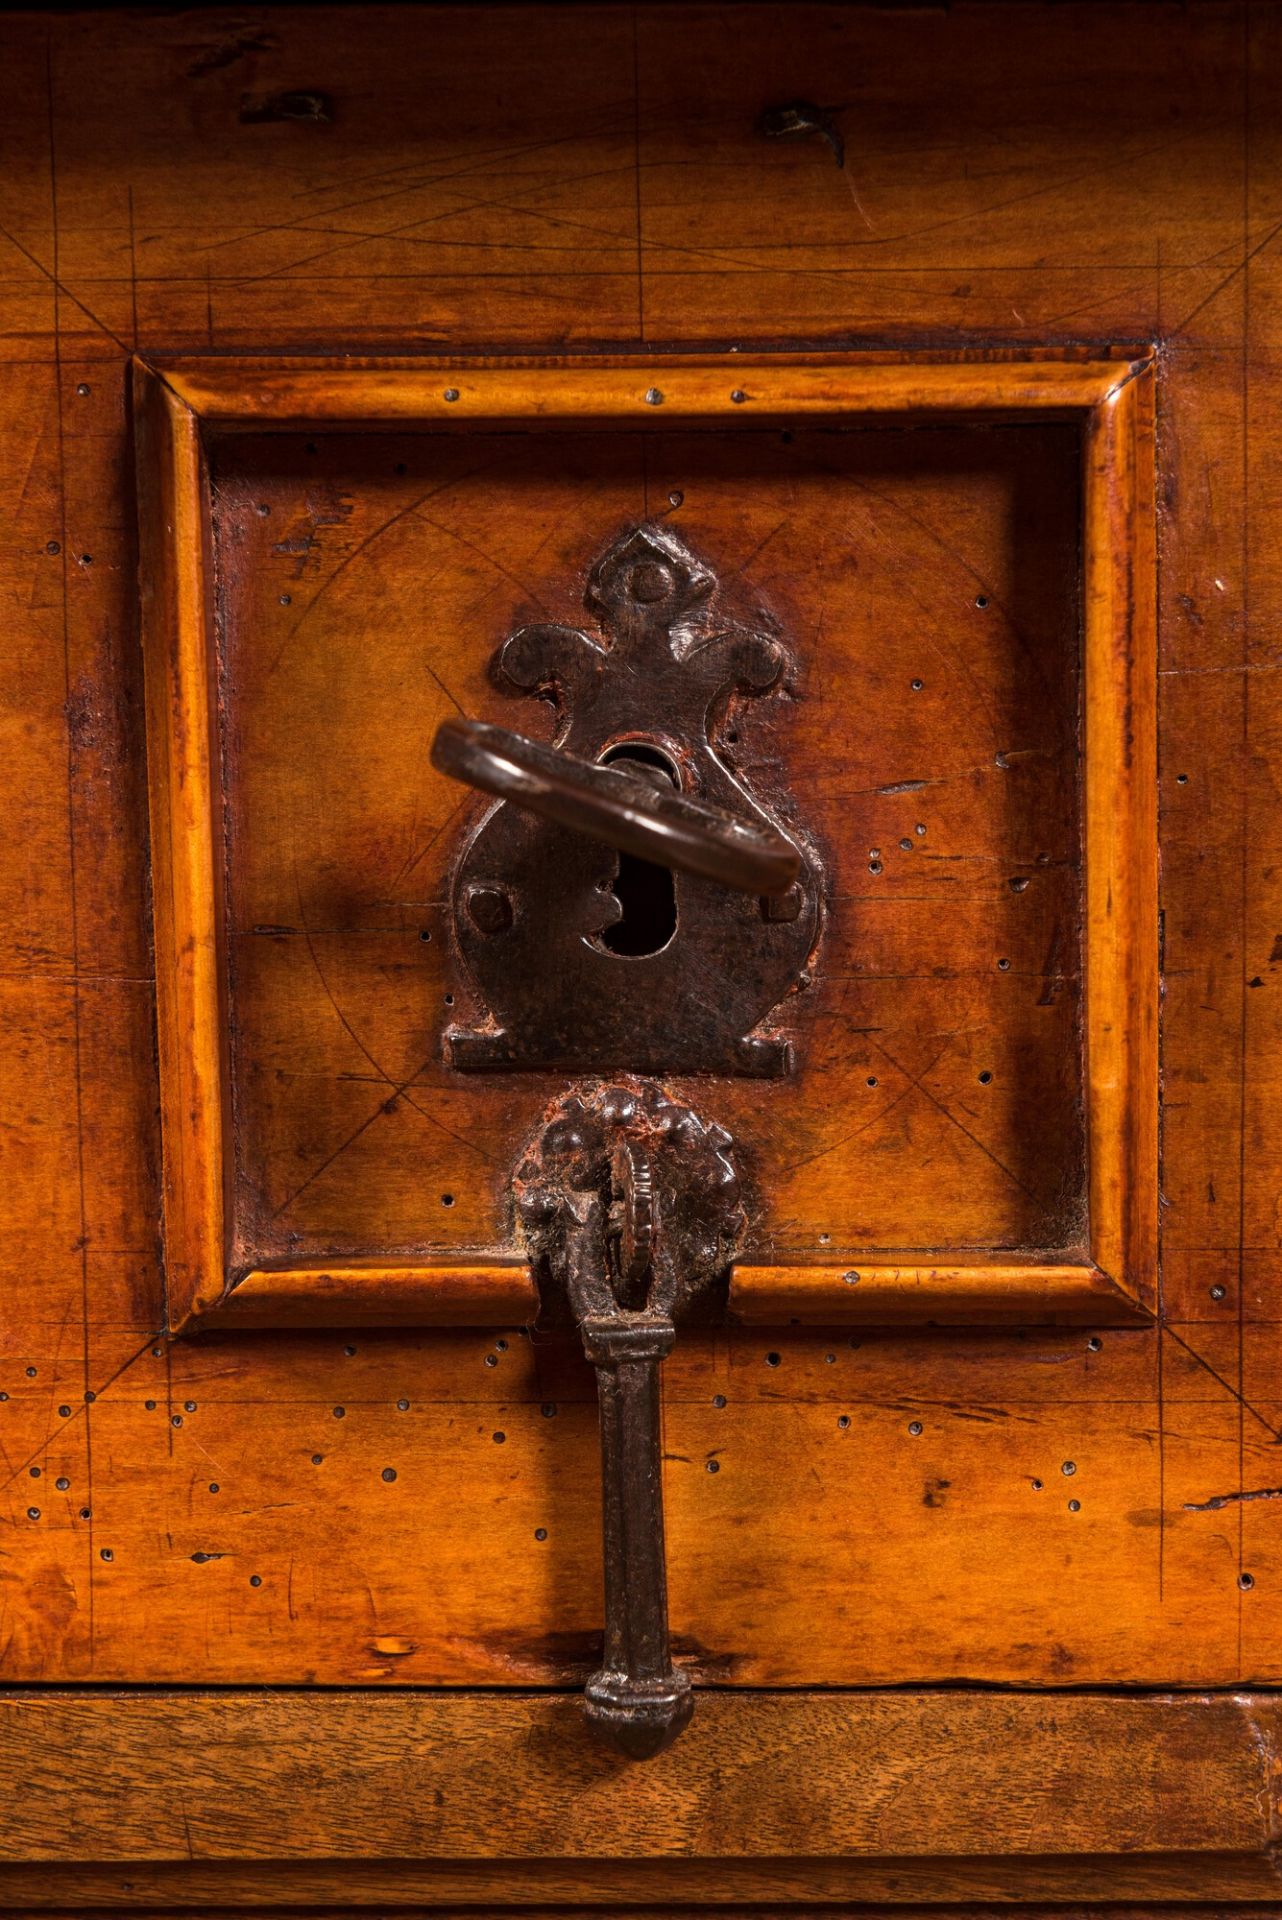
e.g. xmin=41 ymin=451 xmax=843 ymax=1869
xmin=431 ymin=715 xmax=800 ymax=896
xmin=563 ymin=1217 xmax=692 ymax=1758
xmin=515 ymin=1083 xmax=746 ymax=1759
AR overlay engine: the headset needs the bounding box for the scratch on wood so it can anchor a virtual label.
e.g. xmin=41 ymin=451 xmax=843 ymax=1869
xmin=1184 ymin=1487 xmax=1282 ymax=1513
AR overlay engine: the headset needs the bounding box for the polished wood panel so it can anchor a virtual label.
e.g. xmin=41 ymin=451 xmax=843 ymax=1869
xmin=1 ymin=1690 xmax=1274 ymax=1868
xmin=137 ymin=356 xmax=1154 ymax=1331
xmin=0 ymin=7 xmax=1278 ymax=1897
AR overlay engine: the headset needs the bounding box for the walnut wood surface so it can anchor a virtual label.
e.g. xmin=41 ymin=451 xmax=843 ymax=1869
xmin=1 ymin=1690 xmax=1277 ymax=1876
xmin=0 ymin=2 xmax=1280 ymax=1895
xmin=137 ymin=352 xmax=1153 ymax=1332
xmin=215 ymin=408 xmax=1089 ymax=1268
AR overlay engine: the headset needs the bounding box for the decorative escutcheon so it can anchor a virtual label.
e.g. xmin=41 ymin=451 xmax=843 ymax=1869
xmin=515 ymin=1079 xmax=746 ymax=1760
xmin=432 ymin=523 xmax=821 ymax=1078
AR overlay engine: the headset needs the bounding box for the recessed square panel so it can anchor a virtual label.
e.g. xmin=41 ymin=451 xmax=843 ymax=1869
xmin=215 ymin=422 xmax=1084 ymax=1261
xmin=135 ymin=355 xmax=1155 ymax=1330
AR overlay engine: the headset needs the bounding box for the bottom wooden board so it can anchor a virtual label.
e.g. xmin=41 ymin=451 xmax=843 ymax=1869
xmin=2 ymin=1691 xmax=1277 ymax=1898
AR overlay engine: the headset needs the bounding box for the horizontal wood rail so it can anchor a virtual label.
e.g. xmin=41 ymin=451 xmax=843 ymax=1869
xmin=163 ymin=352 xmax=1146 ymax=425
xmin=210 ymin=1257 xmax=1146 ymax=1328
xmin=1 ymin=1690 xmax=1278 ymax=1905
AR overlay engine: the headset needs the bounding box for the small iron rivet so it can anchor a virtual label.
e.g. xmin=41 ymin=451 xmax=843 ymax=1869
xmin=644 ymin=387 xmax=664 ymax=406
xmin=443 ymin=387 xmax=460 ymax=402
xmin=467 ymin=885 xmax=513 ymax=935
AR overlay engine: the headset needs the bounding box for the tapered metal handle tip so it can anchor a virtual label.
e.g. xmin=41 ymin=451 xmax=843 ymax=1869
xmin=584 ymin=1669 xmax=694 ymax=1760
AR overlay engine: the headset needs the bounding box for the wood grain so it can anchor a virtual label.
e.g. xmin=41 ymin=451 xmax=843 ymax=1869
xmin=134 ymin=364 xmax=228 ymax=1324
xmin=140 ymin=357 xmax=1153 ymax=1331
xmin=1 ymin=1689 xmax=1275 ymax=1863
xmin=164 ymin=353 xmax=1140 ymax=423
xmin=0 ymin=0 xmax=1275 ymax=1814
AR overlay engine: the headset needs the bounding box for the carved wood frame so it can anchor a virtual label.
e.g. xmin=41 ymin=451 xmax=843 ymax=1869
xmin=134 ymin=351 xmax=1157 ymax=1335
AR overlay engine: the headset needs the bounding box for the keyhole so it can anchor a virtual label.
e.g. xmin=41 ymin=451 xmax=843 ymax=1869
xmin=596 ymin=745 xmax=679 ymax=958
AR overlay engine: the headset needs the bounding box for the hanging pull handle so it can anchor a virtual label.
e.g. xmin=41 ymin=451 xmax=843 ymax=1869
xmin=564 ymin=1215 xmax=690 ymax=1757
xmin=515 ymin=1083 xmax=746 ymax=1759
xmin=431 ymin=716 xmax=800 ymax=896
